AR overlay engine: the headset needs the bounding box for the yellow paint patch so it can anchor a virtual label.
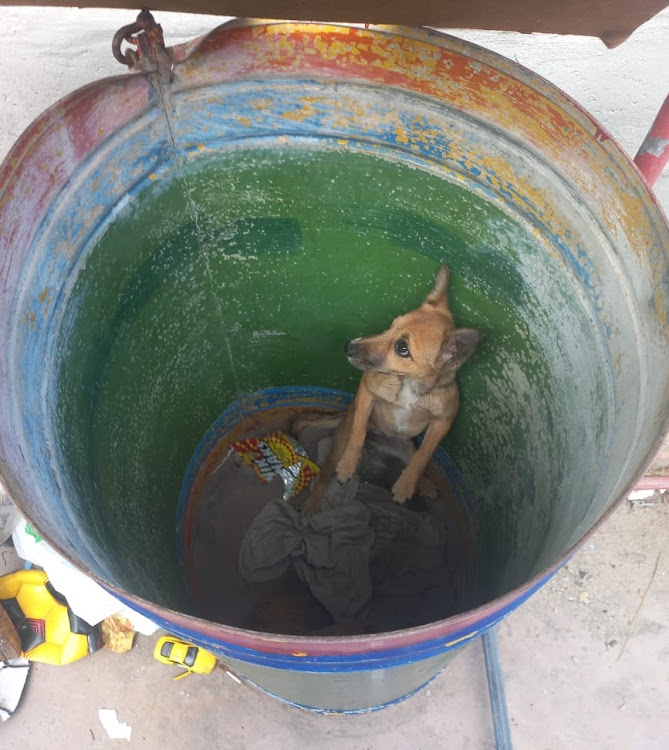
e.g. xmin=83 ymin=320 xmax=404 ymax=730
xmin=394 ymin=126 xmax=409 ymax=145
xmin=38 ymin=287 xmax=49 ymax=305
xmin=443 ymin=630 xmax=479 ymax=649
xmin=281 ymin=98 xmax=319 ymax=122
xmin=250 ymin=98 xmax=272 ymax=111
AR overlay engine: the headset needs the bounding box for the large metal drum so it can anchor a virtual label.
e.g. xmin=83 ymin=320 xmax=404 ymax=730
xmin=1 ymin=20 xmax=668 ymax=711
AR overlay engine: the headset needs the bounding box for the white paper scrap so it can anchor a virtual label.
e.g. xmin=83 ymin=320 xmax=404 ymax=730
xmin=98 ymin=708 xmax=133 ymax=741
xmin=0 ymin=658 xmax=30 ymax=722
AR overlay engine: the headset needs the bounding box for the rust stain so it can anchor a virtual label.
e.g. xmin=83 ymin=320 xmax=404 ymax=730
xmin=38 ymin=286 xmax=49 ymax=305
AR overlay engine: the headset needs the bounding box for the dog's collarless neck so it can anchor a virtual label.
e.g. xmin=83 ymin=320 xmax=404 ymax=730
xmin=397 ymin=376 xmax=429 ymax=399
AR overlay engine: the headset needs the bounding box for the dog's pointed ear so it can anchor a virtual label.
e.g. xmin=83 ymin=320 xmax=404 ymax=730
xmin=424 ymin=264 xmax=450 ymax=308
xmin=439 ymin=328 xmax=481 ymax=369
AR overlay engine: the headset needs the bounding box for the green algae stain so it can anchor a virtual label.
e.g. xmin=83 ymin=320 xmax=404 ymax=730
xmin=55 ymin=146 xmax=580 ymax=607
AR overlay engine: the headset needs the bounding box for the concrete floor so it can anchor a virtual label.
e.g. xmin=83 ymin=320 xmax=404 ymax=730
xmin=1 ymin=7 xmax=669 ymax=749
xmin=1 ymin=498 xmax=667 ymax=749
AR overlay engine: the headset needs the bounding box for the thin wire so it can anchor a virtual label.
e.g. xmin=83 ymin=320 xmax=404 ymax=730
xmin=151 ymin=72 xmax=247 ymax=417
xmin=617 ymin=550 xmax=662 ymax=662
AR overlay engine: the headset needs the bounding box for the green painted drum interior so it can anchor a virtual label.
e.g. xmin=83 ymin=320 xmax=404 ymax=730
xmin=54 ymin=146 xmax=602 ymax=611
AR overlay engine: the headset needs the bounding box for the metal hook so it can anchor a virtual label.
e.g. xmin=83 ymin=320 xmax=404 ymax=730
xmin=112 ymin=8 xmax=173 ymax=82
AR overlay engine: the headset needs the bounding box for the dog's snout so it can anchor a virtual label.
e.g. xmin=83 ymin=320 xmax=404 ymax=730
xmin=345 ymin=340 xmax=358 ymax=357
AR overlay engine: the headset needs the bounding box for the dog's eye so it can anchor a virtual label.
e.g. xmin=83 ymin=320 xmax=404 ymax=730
xmin=394 ymin=339 xmax=411 ymax=358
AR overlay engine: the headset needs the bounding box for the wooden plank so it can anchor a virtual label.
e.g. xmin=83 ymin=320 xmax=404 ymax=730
xmin=0 ymin=603 xmax=21 ymax=662
xmin=0 ymin=0 xmax=667 ymax=46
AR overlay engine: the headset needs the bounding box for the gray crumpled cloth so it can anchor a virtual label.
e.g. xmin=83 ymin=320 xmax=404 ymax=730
xmin=238 ymin=475 xmax=447 ymax=624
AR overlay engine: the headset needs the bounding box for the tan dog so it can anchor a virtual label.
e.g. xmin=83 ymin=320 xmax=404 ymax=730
xmin=301 ymin=265 xmax=480 ymax=516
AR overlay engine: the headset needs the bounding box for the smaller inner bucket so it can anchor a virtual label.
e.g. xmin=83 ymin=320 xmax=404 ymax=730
xmin=178 ymin=387 xmax=478 ymax=635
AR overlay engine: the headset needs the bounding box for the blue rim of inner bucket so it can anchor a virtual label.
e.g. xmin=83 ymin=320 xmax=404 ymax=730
xmin=176 ymin=385 xmax=476 ymax=574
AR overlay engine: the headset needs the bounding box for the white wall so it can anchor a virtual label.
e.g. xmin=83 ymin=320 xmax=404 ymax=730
xmin=1 ymin=6 xmax=669 ymax=208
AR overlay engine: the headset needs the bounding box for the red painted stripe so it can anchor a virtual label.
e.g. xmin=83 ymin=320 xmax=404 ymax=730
xmin=635 ymin=93 xmax=669 ymax=187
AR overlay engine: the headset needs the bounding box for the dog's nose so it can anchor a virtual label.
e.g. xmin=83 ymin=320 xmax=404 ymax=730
xmin=345 ymin=340 xmax=358 ymax=358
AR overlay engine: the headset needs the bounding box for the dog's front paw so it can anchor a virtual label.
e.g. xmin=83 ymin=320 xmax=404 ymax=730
xmin=392 ymin=471 xmax=418 ymax=504
xmin=335 ymin=453 xmax=358 ymax=483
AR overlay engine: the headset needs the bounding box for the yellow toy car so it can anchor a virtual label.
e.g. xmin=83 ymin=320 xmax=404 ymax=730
xmin=153 ymin=636 xmax=217 ymax=679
